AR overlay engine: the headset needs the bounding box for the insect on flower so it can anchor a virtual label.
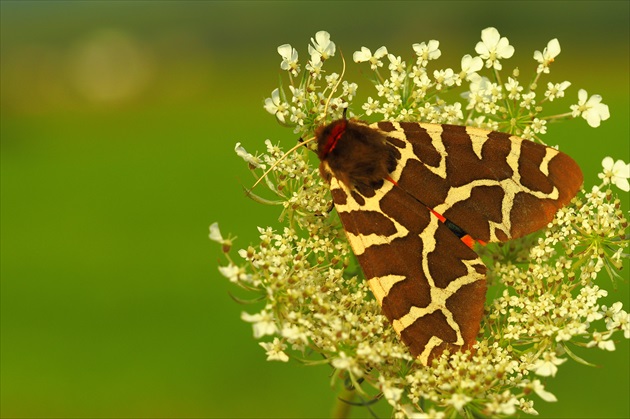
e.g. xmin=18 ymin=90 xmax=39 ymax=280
xmin=249 ymin=53 xmax=583 ymax=365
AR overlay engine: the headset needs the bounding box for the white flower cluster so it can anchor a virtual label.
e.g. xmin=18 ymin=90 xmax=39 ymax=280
xmin=264 ymin=31 xmax=357 ymax=135
xmin=353 ymin=27 xmax=610 ymax=139
xmin=214 ymin=30 xmax=628 ymax=418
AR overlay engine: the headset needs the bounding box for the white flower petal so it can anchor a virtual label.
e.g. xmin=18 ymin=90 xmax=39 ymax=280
xmin=209 ymin=222 xmax=223 ymax=242
xmin=615 ymin=178 xmax=630 ymax=192
xmin=218 ymin=264 xmax=239 ymax=282
xmin=547 ymin=38 xmax=561 ymax=57
xmin=602 ymin=156 xmax=615 ymax=170
xmin=613 ymin=160 xmax=630 ymax=178
xmin=533 ymin=380 xmax=557 ymax=402
xmin=353 ymin=46 xmax=371 ymax=62
xmin=481 ymin=27 xmax=500 ymax=48
xmin=374 ymin=46 xmax=388 ymax=58
xmin=277 ymin=44 xmax=293 ymax=60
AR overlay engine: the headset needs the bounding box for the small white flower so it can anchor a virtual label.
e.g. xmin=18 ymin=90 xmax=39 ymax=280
xmin=379 ymin=376 xmax=403 ymax=407
xmin=362 ymin=97 xmax=380 ymax=116
xmin=387 ymin=54 xmax=405 ymax=74
xmin=442 ymin=102 xmax=463 ymax=123
xmin=555 ymin=327 xmax=574 ymax=342
xmin=281 ymin=324 xmax=308 ymax=344
xmin=218 ymin=264 xmax=240 ymax=283
xmin=234 ymin=142 xmax=265 ymax=169
xmin=534 ymin=38 xmax=561 ymax=73
xmin=342 ymin=81 xmax=358 ymax=101
xmin=413 ymin=40 xmax=441 ymax=66
xmin=606 ymin=302 xmax=628 ymax=316
xmin=459 ymin=54 xmax=483 ymax=80
xmin=353 ymin=46 xmax=388 ymax=70
xmin=259 ymin=338 xmax=289 ymax=362
xmin=241 ymin=310 xmax=278 ymax=338
xmin=289 ymin=106 xmax=307 ymax=126
xmin=237 ymin=248 xmax=249 ymax=259
xmin=544 ymin=81 xmax=571 ymax=101
xmin=264 ymin=88 xmax=289 ymax=123
xmin=475 ymin=27 xmax=514 ymax=70
xmin=309 ymin=30 xmax=335 ymax=60
xmin=611 ymin=248 xmax=623 ymax=264
xmin=587 ymin=331 xmax=616 ymax=351
xmin=448 ymin=393 xmax=472 ymax=411
xmin=331 ymin=351 xmax=363 ymax=377
xmin=526 ymin=379 xmax=558 ymax=402
xmin=570 ymin=89 xmax=610 ymax=127
xmin=433 ymin=68 xmax=455 ymax=90
xmin=519 ymin=91 xmax=536 ymax=110
xmin=306 ymin=52 xmax=323 ymax=78
xmin=493 ymin=393 xmax=518 ymax=416
xmin=504 ymin=77 xmax=523 ymax=100
xmin=531 ymin=353 xmax=566 ymax=377
xmin=530 ymin=118 xmax=547 ymax=135
xmin=277 ymin=44 xmax=299 ymax=76
xmin=598 ymin=157 xmax=630 ymax=191
xmin=413 ymin=71 xmax=432 ymax=95
xmin=519 ymin=398 xmax=539 ymax=415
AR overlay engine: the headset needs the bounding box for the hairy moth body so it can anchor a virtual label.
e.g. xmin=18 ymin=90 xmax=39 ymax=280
xmin=316 ymin=118 xmax=582 ymax=365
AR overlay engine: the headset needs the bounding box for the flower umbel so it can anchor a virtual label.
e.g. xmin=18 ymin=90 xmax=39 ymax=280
xmin=213 ymin=30 xmax=627 ymax=418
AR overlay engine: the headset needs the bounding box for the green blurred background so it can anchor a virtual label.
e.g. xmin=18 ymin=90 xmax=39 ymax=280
xmin=1 ymin=1 xmax=628 ymax=418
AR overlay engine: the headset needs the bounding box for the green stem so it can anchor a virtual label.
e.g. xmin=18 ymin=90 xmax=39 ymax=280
xmin=332 ymin=387 xmax=356 ymax=419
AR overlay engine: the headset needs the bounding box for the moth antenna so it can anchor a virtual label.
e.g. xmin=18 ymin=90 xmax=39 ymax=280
xmin=321 ymin=50 xmax=346 ymax=123
xmin=247 ymin=136 xmax=317 ymax=193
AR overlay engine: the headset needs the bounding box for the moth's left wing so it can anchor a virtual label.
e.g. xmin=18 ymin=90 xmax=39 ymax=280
xmin=330 ymin=176 xmax=487 ymax=365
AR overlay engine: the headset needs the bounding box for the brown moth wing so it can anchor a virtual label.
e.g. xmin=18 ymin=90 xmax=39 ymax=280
xmin=376 ymin=121 xmax=583 ymax=243
xmin=329 ymin=175 xmax=487 ymax=365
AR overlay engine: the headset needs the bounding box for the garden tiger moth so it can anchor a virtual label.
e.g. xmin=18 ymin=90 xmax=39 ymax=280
xmin=315 ymin=114 xmax=582 ymax=365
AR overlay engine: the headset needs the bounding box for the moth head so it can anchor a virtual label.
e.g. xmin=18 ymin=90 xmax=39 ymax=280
xmin=316 ymin=108 xmax=348 ymax=161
